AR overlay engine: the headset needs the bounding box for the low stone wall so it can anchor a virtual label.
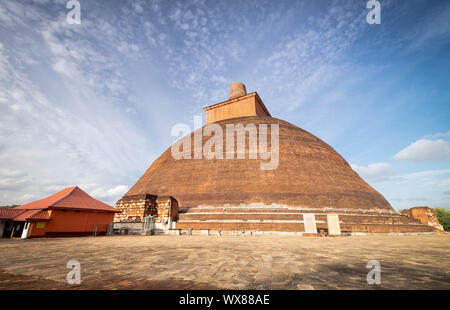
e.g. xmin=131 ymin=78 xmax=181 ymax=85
xmin=340 ymin=223 xmax=435 ymax=233
xmin=177 ymin=206 xmax=439 ymax=234
xmin=178 ymin=213 xmax=423 ymax=225
xmin=177 ymin=221 xmax=306 ymax=232
xmin=112 ymin=222 xmax=144 ymax=235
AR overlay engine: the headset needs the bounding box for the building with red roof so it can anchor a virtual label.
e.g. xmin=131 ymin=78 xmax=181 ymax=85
xmin=0 ymin=186 xmax=120 ymax=238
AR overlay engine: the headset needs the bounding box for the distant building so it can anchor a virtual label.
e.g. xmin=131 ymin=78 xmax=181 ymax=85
xmin=0 ymin=186 xmax=120 ymax=238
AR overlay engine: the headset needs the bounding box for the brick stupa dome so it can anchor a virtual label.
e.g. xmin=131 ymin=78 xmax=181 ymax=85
xmin=125 ymin=116 xmax=392 ymax=212
xmin=116 ymin=83 xmax=438 ymax=235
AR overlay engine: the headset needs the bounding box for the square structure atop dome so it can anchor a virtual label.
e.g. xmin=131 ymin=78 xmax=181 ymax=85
xmin=203 ymin=92 xmax=271 ymax=124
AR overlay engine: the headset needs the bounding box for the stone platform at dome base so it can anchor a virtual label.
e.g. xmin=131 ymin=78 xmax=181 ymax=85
xmin=175 ymin=206 xmax=440 ymax=235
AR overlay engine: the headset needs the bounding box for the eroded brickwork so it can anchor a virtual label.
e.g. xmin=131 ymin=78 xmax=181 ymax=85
xmin=124 ymin=117 xmax=395 ymax=212
xmin=114 ymin=194 xmax=157 ymax=223
xmin=176 ymin=206 xmax=438 ymax=234
xmin=155 ymin=196 xmax=179 ymax=228
xmin=401 ymin=207 xmax=444 ymax=232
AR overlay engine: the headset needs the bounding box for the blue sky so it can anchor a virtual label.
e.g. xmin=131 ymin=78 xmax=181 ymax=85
xmin=0 ymin=0 xmax=449 ymax=209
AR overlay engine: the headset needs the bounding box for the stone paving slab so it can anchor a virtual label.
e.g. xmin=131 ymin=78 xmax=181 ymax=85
xmin=0 ymin=270 xmax=217 ymax=290
xmin=0 ymin=234 xmax=449 ymax=289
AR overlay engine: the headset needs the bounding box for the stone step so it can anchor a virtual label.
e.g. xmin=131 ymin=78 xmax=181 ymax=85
xmin=177 ymin=221 xmax=306 ymax=232
xmin=178 ymin=213 xmax=420 ymax=225
xmin=179 ymin=207 xmax=400 ymax=217
xmin=152 ymin=229 xmax=167 ymax=235
xmin=176 ymin=221 xmax=436 ymax=233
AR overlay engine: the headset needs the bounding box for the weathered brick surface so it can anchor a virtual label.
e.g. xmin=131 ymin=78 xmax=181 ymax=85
xmin=181 ymin=208 xmax=396 ymax=216
xmin=178 ymin=213 xmax=422 ymax=224
xmin=179 ymin=213 xmax=305 ymax=221
xmin=177 ymin=222 xmax=306 ymax=232
xmin=118 ymin=115 xmax=439 ymax=234
xmin=114 ymin=194 xmax=157 ymax=223
xmin=339 ymin=215 xmax=420 ymax=225
xmin=176 ymin=207 xmax=434 ymax=233
xmin=123 ymin=116 xmax=394 ymax=212
xmin=155 ymin=196 xmax=179 ymax=227
xmin=177 ymin=221 xmax=435 ymax=233
xmin=340 ymin=223 xmax=435 ymax=233
xmin=401 ymin=207 xmax=444 ymax=232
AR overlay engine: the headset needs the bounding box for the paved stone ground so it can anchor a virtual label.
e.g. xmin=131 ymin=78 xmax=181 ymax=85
xmin=0 ymin=234 xmax=449 ymax=290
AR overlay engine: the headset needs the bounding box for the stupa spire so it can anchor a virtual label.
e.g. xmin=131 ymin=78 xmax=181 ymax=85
xmin=228 ymin=82 xmax=247 ymax=100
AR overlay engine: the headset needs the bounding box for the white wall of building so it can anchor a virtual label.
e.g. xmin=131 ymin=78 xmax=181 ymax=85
xmin=21 ymin=221 xmax=31 ymax=239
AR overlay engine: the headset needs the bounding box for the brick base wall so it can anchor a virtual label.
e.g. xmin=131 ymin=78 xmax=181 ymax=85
xmin=176 ymin=207 xmax=438 ymax=234
xmin=114 ymin=194 xmax=157 ymax=223
xmin=400 ymin=207 xmax=444 ymax=232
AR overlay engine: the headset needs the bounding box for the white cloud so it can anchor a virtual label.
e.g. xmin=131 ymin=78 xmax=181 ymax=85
xmin=88 ymin=185 xmax=129 ymax=205
xmin=52 ymin=59 xmax=80 ymax=77
xmin=407 ymin=2 xmax=450 ymax=48
xmin=0 ymin=0 xmax=154 ymax=205
xmin=394 ymin=138 xmax=450 ymax=161
xmin=424 ymin=130 xmax=450 ymax=139
xmin=372 ymin=168 xmax=450 ymax=210
xmin=117 ymin=42 xmax=140 ymax=54
xmin=402 ymin=169 xmax=450 ymax=179
xmin=407 ymin=197 xmax=429 ymax=202
xmin=133 ymin=1 xmax=144 ymax=14
xmin=350 ymin=162 xmax=395 ymax=181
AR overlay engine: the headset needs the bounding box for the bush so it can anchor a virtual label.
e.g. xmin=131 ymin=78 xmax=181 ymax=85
xmin=0 ymin=205 xmax=19 ymax=208
xmin=435 ymin=208 xmax=450 ymax=231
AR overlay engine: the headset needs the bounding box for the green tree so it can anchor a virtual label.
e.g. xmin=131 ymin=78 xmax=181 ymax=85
xmin=0 ymin=205 xmax=19 ymax=208
xmin=435 ymin=208 xmax=450 ymax=231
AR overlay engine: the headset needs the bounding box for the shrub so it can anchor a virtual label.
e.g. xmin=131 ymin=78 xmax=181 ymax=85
xmin=435 ymin=208 xmax=450 ymax=231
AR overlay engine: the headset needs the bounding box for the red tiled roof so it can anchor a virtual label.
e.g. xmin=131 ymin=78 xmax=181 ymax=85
xmin=27 ymin=210 xmax=51 ymax=221
xmin=12 ymin=210 xmax=51 ymax=222
xmin=16 ymin=186 xmax=120 ymax=213
xmin=0 ymin=208 xmax=27 ymax=220
xmin=17 ymin=186 xmax=76 ymax=210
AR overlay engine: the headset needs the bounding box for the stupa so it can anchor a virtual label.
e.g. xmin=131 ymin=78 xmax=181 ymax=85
xmin=115 ymin=83 xmax=440 ymax=235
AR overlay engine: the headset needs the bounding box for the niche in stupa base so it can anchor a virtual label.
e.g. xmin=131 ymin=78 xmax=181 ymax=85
xmin=155 ymin=196 xmax=179 ymax=230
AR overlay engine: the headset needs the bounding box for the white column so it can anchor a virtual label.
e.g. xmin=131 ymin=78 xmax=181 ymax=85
xmin=303 ymin=213 xmax=317 ymax=234
xmin=327 ymin=214 xmax=341 ymax=235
